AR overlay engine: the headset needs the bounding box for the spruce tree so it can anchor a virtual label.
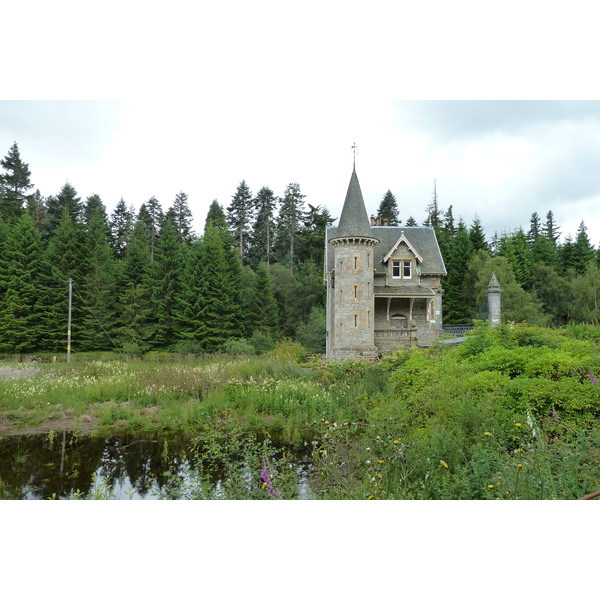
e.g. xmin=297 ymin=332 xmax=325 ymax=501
xmin=227 ymin=180 xmax=254 ymax=259
xmin=274 ymin=182 xmax=306 ymax=273
xmin=110 ymin=198 xmax=134 ymax=260
xmin=251 ymin=262 xmax=279 ymax=341
xmin=377 ymin=190 xmax=400 ymax=225
xmin=25 ymin=189 xmax=49 ymax=237
xmin=137 ymin=197 xmax=163 ymax=262
xmin=43 ymin=209 xmax=87 ymax=351
xmin=443 ymin=219 xmax=474 ymax=323
xmin=469 ymin=216 xmax=488 ymax=252
xmin=168 ymin=191 xmax=194 ymax=244
xmin=119 ymin=219 xmax=153 ymax=349
xmin=404 ymin=216 xmax=418 ymax=227
xmin=571 ymin=220 xmax=596 ymax=275
xmin=147 ymin=217 xmax=182 ymax=349
xmin=78 ymin=208 xmax=119 ymax=351
xmin=46 ymin=182 xmax=83 ymax=238
xmin=0 ymin=213 xmax=49 ymax=352
xmin=248 ymin=186 xmax=277 ymax=269
xmin=0 ymin=142 xmax=33 ymax=222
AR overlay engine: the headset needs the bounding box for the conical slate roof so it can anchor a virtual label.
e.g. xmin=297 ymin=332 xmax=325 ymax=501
xmin=330 ymin=169 xmax=376 ymax=240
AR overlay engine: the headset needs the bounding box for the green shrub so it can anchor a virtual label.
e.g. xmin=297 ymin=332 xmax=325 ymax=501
xmin=221 ymin=338 xmax=256 ymax=356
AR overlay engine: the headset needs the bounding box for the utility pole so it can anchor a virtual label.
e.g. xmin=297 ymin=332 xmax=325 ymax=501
xmin=67 ymin=278 xmax=73 ymax=364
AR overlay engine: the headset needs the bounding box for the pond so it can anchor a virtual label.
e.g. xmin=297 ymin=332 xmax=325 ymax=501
xmin=0 ymin=431 xmax=316 ymax=500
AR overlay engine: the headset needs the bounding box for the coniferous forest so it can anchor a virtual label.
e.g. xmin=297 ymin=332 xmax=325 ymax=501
xmin=2 ymin=141 xmax=600 ymax=357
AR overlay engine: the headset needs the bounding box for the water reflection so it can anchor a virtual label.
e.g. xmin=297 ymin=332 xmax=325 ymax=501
xmin=0 ymin=432 xmax=315 ymax=500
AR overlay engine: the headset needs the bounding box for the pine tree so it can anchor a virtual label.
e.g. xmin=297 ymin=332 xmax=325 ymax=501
xmin=527 ymin=212 xmax=542 ymax=246
xmin=469 ymin=216 xmax=488 ymax=252
xmin=571 ymin=220 xmax=596 ymax=274
xmin=178 ymin=227 xmax=239 ymax=351
xmin=227 ymin=180 xmax=254 ymax=258
xmin=0 ymin=213 xmax=49 ymax=352
xmin=168 ymin=191 xmax=194 ymax=244
xmin=251 ymin=262 xmax=279 ymax=341
xmin=274 ymin=182 xmax=306 ymax=273
xmin=119 ymin=219 xmax=153 ymax=350
xmin=404 ymin=215 xmax=418 ymax=227
xmin=78 ymin=207 xmax=120 ymax=351
xmin=147 ymin=217 xmax=183 ymax=349
xmin=110 ymin=198 xmax=134 ymax=260
xmin=204 ymin=200 xmax=229 ymax=234
xmin=46 ymin=182 xmax=83 ymax=238
xmin=25 ymin=189 xmax=49 ymax=237
xmin=43 ymin=210 xmax=88 ymax=351
xmin=137 ymin=196 xmax=163 ymax=261
xmin=443 ymin=219 xmax=474 ymax=323
xmin=248 ymin=186 xmax=277 ymax=269
xmin=0 ymin=142 xmax=33 ymax=222
xmin=496 ymin=229 xmax=533 ymax=288
xmin=377 ymin=190 xmax=400 ymax=225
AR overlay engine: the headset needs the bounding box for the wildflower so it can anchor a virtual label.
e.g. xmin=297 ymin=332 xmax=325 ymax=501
xmin=589 ymin=372 xmax=598 ymax=386
xmin=440 ymin=460 xmax=449 ymax=469
xmin=517 ymin=464 xmax=523 ymax=468
xmin=484 ymin=432 xmax=491 ymax=436
xmin=368 ymin=495 xmax=374 ymax=500
xmin=261 ymin=460 xmax=276 ymax=499
xmin=488 ymin=485 xmax=494 ymax=489
xmin=393 ymin=440 xmax=399 ymax=444
xmin=378 ymin=460 xmax=385 ymax=464
xmin=365 ymin=459 xmax=371 ymax=465
xmin=515 ymin=423 xmax=522 ymax=427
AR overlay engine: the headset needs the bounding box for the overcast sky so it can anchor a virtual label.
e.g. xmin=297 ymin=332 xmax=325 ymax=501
xmin=2 ymin=99 xmax=600 ymax=244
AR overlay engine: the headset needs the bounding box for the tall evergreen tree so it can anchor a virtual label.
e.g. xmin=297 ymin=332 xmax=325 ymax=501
xmin=248 ymin=186 xmax=277 ymax=269
xmin=167 ymin=191 xmax=194 ymax=244
xmin=251 ymin=262 xmax=279 ymax=341
xmin=443 ymin=219 xmax=474 ymax=323
xmin=25 ymin=189 xmax=49 ymax=236
xmin=227 ymin=180 xmax=254 ymax=259
xmin=274 ymin=182 xmax=306 ymax=273
xmin=377 ymin=190 xmax=400 ymax=225
xmin=469 ymin=216 xmax=488 ymax=252
xmin=110 ymin=198 xmax=135 ymax=260
xmin=204 ymin=200 xmax=229 ymax=234
xmin=0 ymin=213 xmax=49 ymax=352
xmin=570 ymin=220 xmax=596 ymax=274
xmin=46 ymin=182 xmax=83 ymax=238
xmin=497 ymin=229 xmax=533 ymax=288
xmin=296 ymin=204 xmax=334 ymax=266
xmin=78 ymin=208 xmax=119 ymax=351
xmin=119 ymin=219 xmax=153 ymax=350
xmin=137 ymin=196 xmax=163 ymax=261
xmin=404 ymin=215 xmax=418 ymax=227
xmin=0 ymin=142 xmax=33 ymax=222
xmin=147 ymin=217 xmax=183 ymax=349
xmin=43 ymin=209 xmax=87 ymax=351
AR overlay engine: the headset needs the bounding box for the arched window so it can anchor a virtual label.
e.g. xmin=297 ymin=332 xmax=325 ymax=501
xmin=390 ymin=314 xmax=407 ymax=329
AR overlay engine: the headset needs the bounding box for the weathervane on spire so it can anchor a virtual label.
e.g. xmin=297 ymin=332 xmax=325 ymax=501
xmin=352 ymin=142 xmax=358 ymax=169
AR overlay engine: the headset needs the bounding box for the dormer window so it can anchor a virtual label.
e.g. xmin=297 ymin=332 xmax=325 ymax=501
xmin=392 ymin=260 xmax=413 ymax=279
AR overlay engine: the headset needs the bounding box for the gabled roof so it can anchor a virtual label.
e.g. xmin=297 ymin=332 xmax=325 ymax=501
xmin=382 ymin=232 xmax=424 ymax=263
xmin=326 ymin=225 xmax=446 ymax=275
xmin=329 ymin=169 xmax=378 ymax=240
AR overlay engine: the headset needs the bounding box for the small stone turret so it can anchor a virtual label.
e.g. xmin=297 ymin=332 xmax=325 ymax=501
xmin=487 ymin=273 xmax=502 ymax=326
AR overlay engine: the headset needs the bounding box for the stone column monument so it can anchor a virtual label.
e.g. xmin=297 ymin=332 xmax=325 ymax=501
xmin=487 ymin=273 xmax=502 ymax=327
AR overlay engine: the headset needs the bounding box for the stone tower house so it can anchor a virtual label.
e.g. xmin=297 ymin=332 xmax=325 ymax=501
xmin=325 ymin=168 xmax=446 ymax=360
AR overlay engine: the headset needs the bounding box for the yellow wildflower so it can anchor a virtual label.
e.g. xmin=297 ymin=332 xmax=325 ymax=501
xmin=517 ymin=464 xmax=523 ymax=468
xmin=484 ymin=432 xmax=491 ymax=436
xmin=440 ymin=460 xmax=449 ymax=469
xmin=515 ymin=423 xmax=522 ymax=427
xmin=393 ymin=440 xmax=399 ymax=444
xmin=488 ymin=485 xmax=494 ymax=489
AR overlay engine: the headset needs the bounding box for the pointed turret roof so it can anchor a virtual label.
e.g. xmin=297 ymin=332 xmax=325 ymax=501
xmin=330 ymin=168 xmax=377 ymax=240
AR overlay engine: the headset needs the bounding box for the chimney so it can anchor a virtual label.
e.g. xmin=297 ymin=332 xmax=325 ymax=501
xmin=370 ymin=215 xmax=375 ymax=226
xmin=376 ymin=216 xmax=382 ymax=226
xmin=383 ymin=218 xmax=389 ymax=226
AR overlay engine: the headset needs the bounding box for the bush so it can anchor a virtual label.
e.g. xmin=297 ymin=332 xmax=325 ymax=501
xmin=172 ymin=340 xmax=205 ymax=355
xmin=271 ymin=338 xmax=307 ymax=363
xmin=249 ymin=332 xmax=274 ymax=354
xmin=221 ymin=338 xmax=256 ymax=356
